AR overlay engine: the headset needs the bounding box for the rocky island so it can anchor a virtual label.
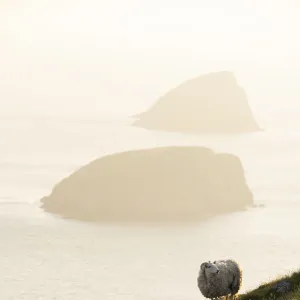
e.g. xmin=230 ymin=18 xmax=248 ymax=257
xmin=41 ymin=146 xmax=253 ymax=223
xmin=133 ymin=71 xmax=260 ymax=134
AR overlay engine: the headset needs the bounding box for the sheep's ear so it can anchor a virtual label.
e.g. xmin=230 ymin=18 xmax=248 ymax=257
xmin=200 ymin=262 xmax=207 ymax=270
xmin=213 ymin=261 xmax=216 ymax=264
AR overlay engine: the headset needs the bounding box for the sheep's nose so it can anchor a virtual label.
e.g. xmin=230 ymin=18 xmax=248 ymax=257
xmin=217 ymin=270 xmax=220 ymax=274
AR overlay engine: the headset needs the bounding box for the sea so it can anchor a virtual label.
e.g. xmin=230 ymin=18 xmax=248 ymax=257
xmin=1 ymin=114 xmax=300 ymax=300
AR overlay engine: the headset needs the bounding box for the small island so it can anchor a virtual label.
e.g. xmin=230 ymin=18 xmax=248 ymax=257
xmin=41 ymin=146 xmax=253 ymax=223
xmin=133 ymin=71 xmax=260 ymax=134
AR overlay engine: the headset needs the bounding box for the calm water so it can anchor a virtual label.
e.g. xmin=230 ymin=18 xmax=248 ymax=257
xmin=1 ymin=115 xmax=300 ymax=300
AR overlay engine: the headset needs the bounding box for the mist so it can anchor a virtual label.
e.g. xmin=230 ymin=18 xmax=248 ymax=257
xmin=1 ymin=0 xmax=300 ymax=124
xmin=2 ymin=2 xmax=300 ymax=299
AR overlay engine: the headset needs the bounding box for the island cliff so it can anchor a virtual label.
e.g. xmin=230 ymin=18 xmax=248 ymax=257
xmin=133 ymin=71 xmax=260 ymax=134
xmin=41 ymin=146 xmax=253 ymax=223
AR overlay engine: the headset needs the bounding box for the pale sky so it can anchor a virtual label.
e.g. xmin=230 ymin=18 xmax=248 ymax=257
xmin=0 ymin=0 xmax=299 ymax=120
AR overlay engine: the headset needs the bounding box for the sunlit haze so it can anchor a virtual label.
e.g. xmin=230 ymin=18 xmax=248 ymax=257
xmin=1 ymin=0 xmax=299 ymax=124
xmin=2 ymin=2 xmax=300 ymax=299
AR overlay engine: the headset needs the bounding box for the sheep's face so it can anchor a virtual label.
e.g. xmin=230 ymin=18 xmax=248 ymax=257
xmin=201 ymin=262 xmax=220 ymax=277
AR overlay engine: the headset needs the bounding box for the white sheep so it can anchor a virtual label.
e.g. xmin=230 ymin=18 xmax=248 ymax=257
xmin=197 ymin=259 xmax=242 ymax=300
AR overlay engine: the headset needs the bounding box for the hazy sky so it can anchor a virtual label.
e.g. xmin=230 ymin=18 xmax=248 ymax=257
xmin=1 ymin=0 xmax=299 ymax=119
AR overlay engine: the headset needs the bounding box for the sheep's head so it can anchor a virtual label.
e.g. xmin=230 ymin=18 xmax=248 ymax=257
xmin=200 ymin=262 xmax=220 ymax=277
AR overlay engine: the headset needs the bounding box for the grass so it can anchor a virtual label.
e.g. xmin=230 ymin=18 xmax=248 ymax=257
xmin=239 ymin=270 xmax=300 ymax=300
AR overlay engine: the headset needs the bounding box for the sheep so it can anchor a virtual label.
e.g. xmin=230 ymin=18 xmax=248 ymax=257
xmin=197 ymin=259 xmax=242 ymax=300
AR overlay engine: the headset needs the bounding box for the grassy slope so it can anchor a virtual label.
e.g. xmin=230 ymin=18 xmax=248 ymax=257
xmin=239 ymin=270 xmax=300 ymax=300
